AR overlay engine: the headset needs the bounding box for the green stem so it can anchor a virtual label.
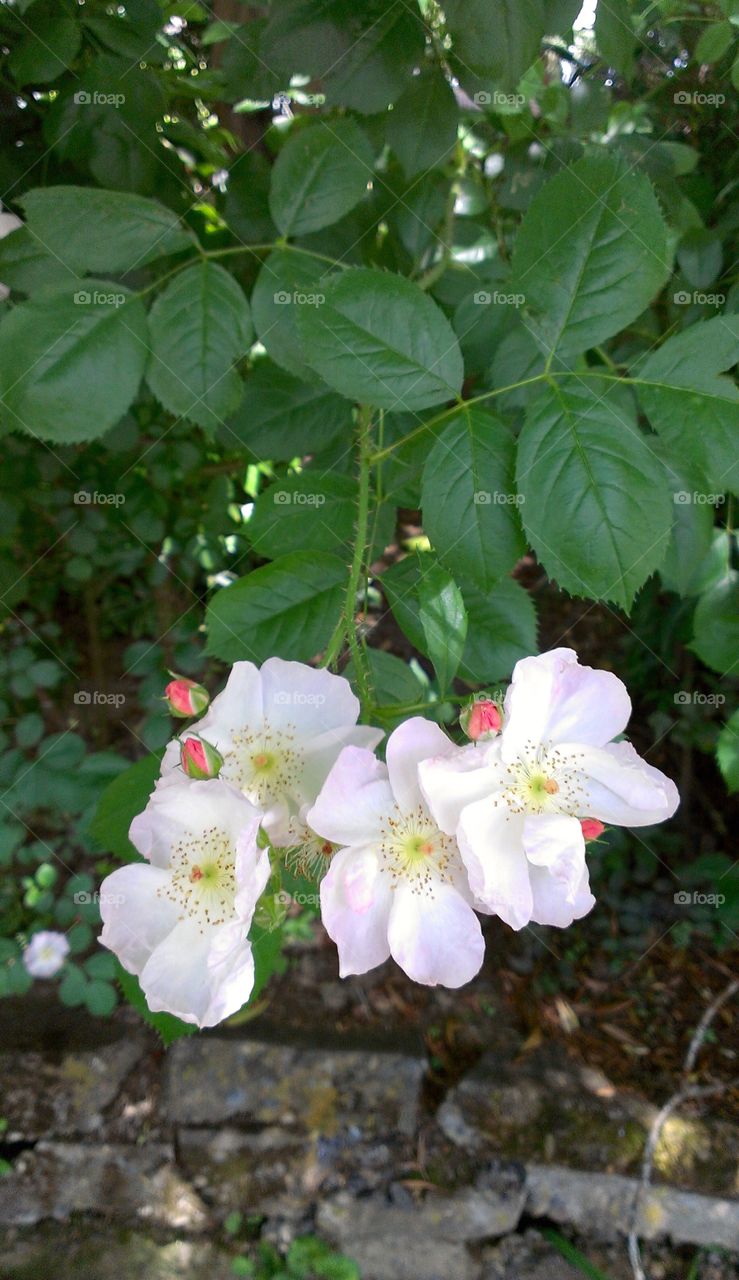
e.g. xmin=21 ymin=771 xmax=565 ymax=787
xmin=321 ymin=407 xmax=374 ymax=702
xmin=368 ymin=367 xmax=653 ymax=464
xmin=368 ymin=373 xmax=548 ymax=463
xmin=203 ymin=243 xmax=345 ymax=271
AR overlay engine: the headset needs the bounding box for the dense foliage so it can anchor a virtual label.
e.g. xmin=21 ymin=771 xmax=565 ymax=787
xmin=0 ymin=0 xmax=736 ymax=1030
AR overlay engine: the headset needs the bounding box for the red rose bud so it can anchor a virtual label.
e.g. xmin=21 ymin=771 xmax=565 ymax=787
xmin=461 ymin=698 xmax=503 ymax=742
xmin=165 ymin=676 xmax=209 ymax=719
xmin=580 ymin=819 xmax=605 ymax=842
xmin=180 ymin=735 xmax=223 ymax=779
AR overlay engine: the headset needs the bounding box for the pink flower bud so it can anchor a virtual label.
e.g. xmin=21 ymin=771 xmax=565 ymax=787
xmin=165 ymin=676 xmax=210 ymax=719
xmin=461 ymin=698 xmax=503 ymax=742
xmin=580 ymin=818 xmax=605 ymax=842
xmin=180 ymin=734 xmax=223 ymax=779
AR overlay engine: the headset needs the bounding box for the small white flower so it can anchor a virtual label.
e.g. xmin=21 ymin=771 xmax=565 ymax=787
xmin=99 ymin=779 xmax=269 ymax=1028
xmin=307 ymin=718 xmax=485 ymax=988
xmin=23 ymin=930 xmax=70 ymax=978
xmin=420 ymin=648 xmax=679 ymax=931
xmin=158 ymin=658 xmax=383 ymax=848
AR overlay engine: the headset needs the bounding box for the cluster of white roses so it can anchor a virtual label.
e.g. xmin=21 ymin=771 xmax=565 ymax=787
xmin=98 ymin=649 xmax=678 ymax=1028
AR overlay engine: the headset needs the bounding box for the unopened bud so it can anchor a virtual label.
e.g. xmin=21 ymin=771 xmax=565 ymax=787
xmin=180 ymin=734 xmax=223 ymax=779
xmin=164 ymin=675 xmax=210 ymax=719
xmin=580 ymin=818 xmax=605 ymax=842
xmin=461 ymin=697 xmax=502 ymax=742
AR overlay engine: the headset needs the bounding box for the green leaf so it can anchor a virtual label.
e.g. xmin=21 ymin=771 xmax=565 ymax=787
xmin=659 ymin=479 xmax=716 ymax=597
xmin=444 ymin=0 xmax=546 ymax=89
xmin=224 ymin=152 xmax=276 ymax=243
xmin=348 ymin=649 xmax=427 ymax=727
xmin=677 ymin=228 xmax=723 ymax=288
xmin=0 ymin=282 xmax=149 ymax=443
xmin=324 ymin=6 xmax=425 ymax=112
xmin=84 ymin=979 xmax=117 ymax=1017
xmin=15 ymin=713 xmax=44 ymax=749
xmin=417 ymin=565 xmax=467 ymax=695
xmin=251 ymin=250 xmax=328 ymax=381
xmin=387 ymin=69 xmax=459 ymax=177
xmin=635 ymin=316 xmax=739 ymax=490
xmin=459 ymin=579 xmax=537 ymax=684
xmin=9 ymin=9 xmax=81 ymax=84
xmin=690 ymin=574 xmax=739 ymax=675
xmin=247 ymin=474 xmax=358 ymax=558
xmin=0 ymin=226 xmax=80 ymax=294
xmin=116 ymin=962 xmax=196 ymax=1045
xmin=382 ymin=556 xmax=535 ymax=685
xmin=221 ymin=17 xmax=287 ymax=103
xmin=421 ymin=408 xmax=526 ymax=590
xmin=695 ymin=20 xmax=734 ymax=64
xmin=146 ymin=261 xmax=252 ymax=431
xmin=512 ymin=153 xmax=671 ymax=360
xmin=205 ymin=552 xmax=348 ymax=663
xmin=269 ymin=119 xmax=374 ymax=237
xmin=516 ymin=380 xmax=672 ymax=610
xmin=716 ymin=710 xmax=739 ymax=794
xmin=224 ymin=360 xmax=351 ymax=460
xmin=297 ymin=268 xmax=463 ymax=410
xmin=59 ymin=964 xmax=88 ymax=1008
xmin=595 ymin=0 xmax=637 ymax=74
xmin=18 ymin=187 xmax=194 ymax=274
xmin=91 ymin=752 xmax=163 ymax=862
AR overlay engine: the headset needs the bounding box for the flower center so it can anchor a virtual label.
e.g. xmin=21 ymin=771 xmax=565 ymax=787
xmin=379 ymin=804 xmax=456 ymax=893
xmin=222 ymin=725 xmax=305 ymax=808
xmin=498 ymin=746 xmax=584 ymax=816
xmin=285 ymin=831 xmax=337 ymax=880
xmin=162 ymin=827 xmax=237 ymax=929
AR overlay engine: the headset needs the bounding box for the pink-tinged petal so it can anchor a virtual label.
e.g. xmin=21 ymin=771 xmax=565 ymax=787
xmin=98 ymin=864 xmax=180 ymax=975
xmin=457 ymin=799 xmax=533 ymax=930
xmin=320 ymin=845 xmax=392 ymax=977
xmin=387 ymin=882 xmax=484 ymax=988
xmin=566 ymin=740 xmax=679 ymax=827
xmin=529 ymin=863 xmax=596 ymax=928
xmin=260 ymin=658 xmax=361 ymax=735
xmin=386 ymin=717 xmax=457 ymax=813
xmin=139 ymin=918 xmax=253 ymax=1028
xmin=298 ymin=723 xmax=385 ymax=808
xmin=522 ymin=813 xmax=586 ymax=902
xmin=419 ymin=744 xmax=503 ymax=835
xmin=305 ymin=746 xmax=392 ymax=847
xmin=502 ymin=649 xmax=632 ymax=761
